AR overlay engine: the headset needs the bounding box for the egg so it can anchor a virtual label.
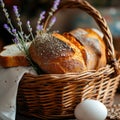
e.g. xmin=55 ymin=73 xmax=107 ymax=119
xmin=74 ymin=99 xmax=107 ymax=120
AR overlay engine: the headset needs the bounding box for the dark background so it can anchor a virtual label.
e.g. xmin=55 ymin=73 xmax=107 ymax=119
xmin=0 ymin=0 xmax=120 ymax=45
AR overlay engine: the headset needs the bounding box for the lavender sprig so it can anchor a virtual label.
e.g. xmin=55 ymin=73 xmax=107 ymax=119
xmin=4 ymin=24 xmax=14 ymax=35
xmin=36 ymin=11 xmax=46 ymax=32
xmin=43 ymin=0 xmax=60 ymax=31
xmin=1 ymin=3 xmax=23 ymax=45
xmin=1 ymin=0 xmax=34 ymax=66
xmin=13 ymin=5 xmax=31 ymax=47
xmin=13 ymin=38 xmax=19 ymax=44
xmin=37 ymin=25 xmax=43 ymax=31
xmin=0 ymin=0 xmax=14 ymax=29
xmin=4 ymin=24 xmax=17 ymax=38
xmin=12 ymin=28 xmax=27 ymax=52
xmin=13 ymin=5 xmax=31 ymax=52
xmin=46 ymin=17 xmax=56 ymax=32
xmin=4 ymin=23 xmax=28 ymax=54
xmin=13 ymin=6 xmax=24 ymax=35
xmin=52 ymin=0 xmax=60 ymax=12
xmin=3 ymin=24 xmax=20 ymax=42
xmin=27 ymin=20 xmax=34 ymax=41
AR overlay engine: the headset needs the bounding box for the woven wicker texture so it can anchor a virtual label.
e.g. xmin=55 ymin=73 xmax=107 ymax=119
xmin=17 ymin=0 xmax=120 ymax=119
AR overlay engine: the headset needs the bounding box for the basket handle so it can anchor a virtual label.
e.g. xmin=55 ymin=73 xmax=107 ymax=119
xmin=54 ymin=0 xmax=116 ymax=64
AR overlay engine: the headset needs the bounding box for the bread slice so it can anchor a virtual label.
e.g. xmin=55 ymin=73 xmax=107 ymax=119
xmin=0 ymin=42 xmax=31 ymax=67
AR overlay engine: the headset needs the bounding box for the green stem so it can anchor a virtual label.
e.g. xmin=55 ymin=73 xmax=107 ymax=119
xmin=30 ymin=31 xmax=34 ymax=41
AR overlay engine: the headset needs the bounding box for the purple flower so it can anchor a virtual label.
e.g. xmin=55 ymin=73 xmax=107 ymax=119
xmin=4 ymin=24 xmax=17 ymax=36
xmin=53 ymin=0 xmax=60 ymax=11
xmin=40 ymin=11 xmax=46 ymax=20
xmin=4 ymin=24 xmax=10 ymax=31
xmin=13 ymin=38 xmax=19 ymax=44
xmin=27 ymin=20 xmax=32 ymax=32
xmin=47 ymin=16 xmax=56 ymax=31
xmin=37 ymin=25 xmax=43 ymax=31
xmin=27 ymin=20 xmax=34 ymax=40
xmin=13 ymin=5 xmax=22 ymax=26
xmin=50 ymin=17 xmax=56 ymax=25
xmin=27 ymin=21 xmax=30 ymax=26
xmin=37 ymin=11 xmax=46 ymax=25
xmin=12 ymin=29 xmax=16 ymax=33
xmin=13 ymin=5 xmax=20 ymax=17
xmin=4 ymin=23 xmax=9 ymax=29
xmin=36 ymin=11 xmax=46 ymax=32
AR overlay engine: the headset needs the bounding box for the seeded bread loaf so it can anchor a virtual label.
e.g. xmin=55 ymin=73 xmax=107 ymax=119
xmin=29 ymin=28 xmax=107 ymax=74
xmin=0 ymin=43 xmax=31 ymax=67
xmin=29 ymin=32 xmax=87 ymax=73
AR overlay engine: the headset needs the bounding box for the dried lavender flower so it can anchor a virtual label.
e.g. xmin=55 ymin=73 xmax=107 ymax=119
xmin=13 ymin=38 xmax=19 ymax=44
xmin=50 ymin=17 xmax=56 ymax=26
xmin=0 ymin=0 xmax=14 ymax=29
xmin=37 ymin=25 xmax=43 ymax=31
xmin=52 ymin=0 xmax=60 ymax=11
xmin=13 ymin=5 xmax=23 ymax=32
xmin=27 ymin=20 xmax=34 ymax=40
xmin=1 ymin=1 xmax=32 ymax=57
xmin=36 ymin=11 xmax=46 ymax=32
xmin=40 ymin=11 xmax=46 ymax=20
xmin=4 ymin=23 xmax=15 ymax=36
xmin=43 ymin=0 xmax=61 ymax=31
xmin=13 ymin=5 xmax=20 ymax=17
xmin=4 ymin=24 xmax=10 ymax=31
xmin=27 ymin=21 xmax=32 ymax=32
xmin=12 ymin=28 xmax=17 ymax=33
xmin=47 ymin=17 xmax=56 ymax=32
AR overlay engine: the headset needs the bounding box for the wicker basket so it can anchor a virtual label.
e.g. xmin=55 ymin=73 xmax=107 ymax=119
xmin=17 ymin=0 xmax=120 ymax=119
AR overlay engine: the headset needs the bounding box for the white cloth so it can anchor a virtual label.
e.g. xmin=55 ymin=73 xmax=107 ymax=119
xmin=0 ymin=66 xmax=36 ymax=120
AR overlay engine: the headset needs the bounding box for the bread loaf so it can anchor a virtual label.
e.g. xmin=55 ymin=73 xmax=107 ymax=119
xmin=29 ymin=28 xmax=107 ymax=74
xmin=64 ymin=28 xmax=107 ymax=70
xmin=0 ymin=43 xmax=31 ymax=67
xmin=29 ymin=32 xmax=87 ymax=73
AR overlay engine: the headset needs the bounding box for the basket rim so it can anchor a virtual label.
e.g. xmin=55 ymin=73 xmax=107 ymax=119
xmin=22 ymin=64 xmax=116 ymax=78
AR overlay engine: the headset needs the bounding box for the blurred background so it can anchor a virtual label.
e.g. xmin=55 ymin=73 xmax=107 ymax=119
xmin=0 ymin=0 xmax=120 ymax=54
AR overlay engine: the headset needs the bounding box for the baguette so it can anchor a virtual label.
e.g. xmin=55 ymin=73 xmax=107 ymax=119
xmin=0 ymin=43 xmax=31 ymax=67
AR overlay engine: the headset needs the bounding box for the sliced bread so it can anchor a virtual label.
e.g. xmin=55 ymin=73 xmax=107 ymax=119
xmin=0 ymin=42 xmax=31 ymax=67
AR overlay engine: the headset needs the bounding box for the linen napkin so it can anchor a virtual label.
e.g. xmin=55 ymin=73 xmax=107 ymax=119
xmin=0 ymin=66 xmax=36 ymax=120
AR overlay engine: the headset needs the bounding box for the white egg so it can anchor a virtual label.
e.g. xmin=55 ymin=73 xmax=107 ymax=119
xmin=74 ymin=99 xmax=107 ymax=120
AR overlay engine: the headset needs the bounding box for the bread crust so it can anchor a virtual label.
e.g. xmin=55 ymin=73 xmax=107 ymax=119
xmin=68 ymin=28 xmax=106 ymax=70
xmin=29 ymin=33 xmax=87 ymax=73
xmin=0 ymin=43 xmax=30 ymax=67
xmin=0 ymin=55 xmax=29 ymax=67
